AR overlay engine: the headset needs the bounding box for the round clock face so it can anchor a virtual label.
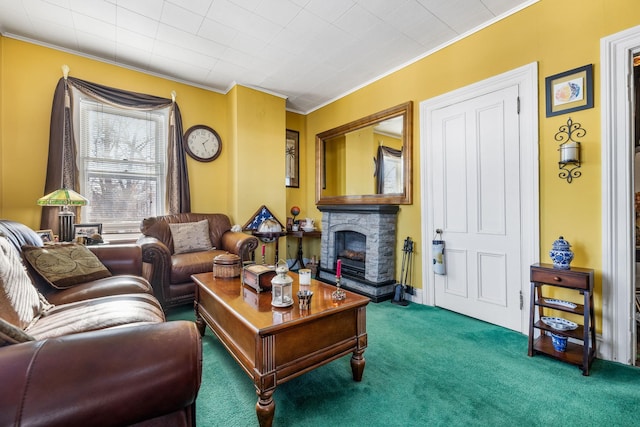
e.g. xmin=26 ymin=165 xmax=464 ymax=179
xmin=184 ymin=125 xmax=222 ymax=162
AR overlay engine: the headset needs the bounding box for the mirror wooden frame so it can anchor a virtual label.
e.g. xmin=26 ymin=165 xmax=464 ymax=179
xmin=315 ymin=101 xmax=413 ymax=205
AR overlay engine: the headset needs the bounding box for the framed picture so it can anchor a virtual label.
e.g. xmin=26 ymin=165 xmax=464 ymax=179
xmin=36 ymin=229 xmax=54 ymax=243
xmin=73 ymin=223 xmax=102 ymax=238
xmin=285 ymin=129 xmax=299 ymax=188
xmin=545 ymin=64 xmax=594 ymax=117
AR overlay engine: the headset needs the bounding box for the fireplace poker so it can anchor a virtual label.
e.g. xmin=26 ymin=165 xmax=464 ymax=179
xmin=392 ymin=236 xmax=414 ymax=306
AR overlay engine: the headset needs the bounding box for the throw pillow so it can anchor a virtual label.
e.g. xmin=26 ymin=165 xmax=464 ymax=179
xmin=0 ymin=236 xmax=48 ymax=330
xmin=22 ymin=243 xmax=112 ymax=289
xmin=169 ymin=219 xmax=214 ymax=254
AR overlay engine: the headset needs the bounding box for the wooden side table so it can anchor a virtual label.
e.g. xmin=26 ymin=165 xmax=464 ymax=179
xmin=528 ymin=263 xmax=596 ymax=375
xmin=287 ymin=230 xmax=321 ymax=270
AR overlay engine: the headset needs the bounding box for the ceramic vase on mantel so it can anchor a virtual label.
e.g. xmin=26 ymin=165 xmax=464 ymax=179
xmin=549 ymin=236 xmax=574 ymax=270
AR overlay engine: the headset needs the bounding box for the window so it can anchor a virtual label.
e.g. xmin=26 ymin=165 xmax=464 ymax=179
xmin=77 ymin=98 xmax=169 ymax=234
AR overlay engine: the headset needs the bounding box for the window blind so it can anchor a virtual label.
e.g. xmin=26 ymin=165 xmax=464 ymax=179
xmin=78 ymin=99 xmax=169 ymax=234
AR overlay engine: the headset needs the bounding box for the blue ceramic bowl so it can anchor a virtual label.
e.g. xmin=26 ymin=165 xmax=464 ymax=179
xmin=550 ymin=333 xmax=568 ymax=352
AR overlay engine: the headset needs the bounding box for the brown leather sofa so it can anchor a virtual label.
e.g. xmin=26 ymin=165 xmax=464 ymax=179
xmin=0 ymin=219 xmax=202 ymax=426
xmin=138 ymin=213 xmax=259 ymax=309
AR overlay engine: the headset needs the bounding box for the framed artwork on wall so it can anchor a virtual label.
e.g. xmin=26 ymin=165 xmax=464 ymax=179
xmin=285 ymin=129 xmax=299 ymax=188
xmin=545 ymin=64 xmax=594 ymax=117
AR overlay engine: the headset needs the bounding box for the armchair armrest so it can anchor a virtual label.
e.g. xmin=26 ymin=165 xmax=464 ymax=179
xmin=0 ymin=321 xmax=202 ymax=427
xmin=137 ymin=235 xmax=172 ymax=305
xmin=88 ymin=243 xmax=143 ymax=275
xmin=220 ymin=231 xmax=259 ymax=261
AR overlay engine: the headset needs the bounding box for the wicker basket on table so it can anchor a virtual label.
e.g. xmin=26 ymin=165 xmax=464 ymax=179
xmin=213 ymin=252 xmax=241 ymax=278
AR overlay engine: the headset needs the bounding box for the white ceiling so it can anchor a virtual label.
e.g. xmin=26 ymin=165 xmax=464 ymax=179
xmin=0 ymin=0 xmax=534 ymax=113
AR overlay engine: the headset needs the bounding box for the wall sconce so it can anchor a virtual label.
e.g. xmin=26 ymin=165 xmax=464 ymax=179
xmin=555 ymin=117 xmax=585 ymax=183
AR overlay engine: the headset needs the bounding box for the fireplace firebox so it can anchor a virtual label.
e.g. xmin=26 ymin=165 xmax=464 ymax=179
xmin=335 ymin=230 xmax=366 ymax=277
xmin=318 ymin=205 xmax=399 ymax=302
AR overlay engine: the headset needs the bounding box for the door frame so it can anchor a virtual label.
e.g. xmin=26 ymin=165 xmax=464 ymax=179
xmin=600 ymin=25 xmax=640 ymax=364
xmin=419 ymin=62 xmax=539 ymax=335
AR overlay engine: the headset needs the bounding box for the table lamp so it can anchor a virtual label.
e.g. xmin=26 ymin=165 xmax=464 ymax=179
xmin=37 ymin=188 xmax=89 ymax=242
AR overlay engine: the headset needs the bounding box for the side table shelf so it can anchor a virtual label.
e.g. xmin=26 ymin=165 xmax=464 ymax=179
xmin=528 ymin=263 xmax=596 ymax=375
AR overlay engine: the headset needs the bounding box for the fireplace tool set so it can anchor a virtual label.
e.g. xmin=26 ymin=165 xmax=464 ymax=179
xmin=392 ymin=236 xmax=414 ymax=306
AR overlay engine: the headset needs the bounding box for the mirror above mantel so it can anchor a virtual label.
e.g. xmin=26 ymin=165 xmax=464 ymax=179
xmin=316 ymin=101 xmax=413 ymax=205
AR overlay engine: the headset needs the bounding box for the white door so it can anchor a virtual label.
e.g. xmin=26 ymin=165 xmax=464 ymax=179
xmin=430 ymin=85 xmax=522 ymax=330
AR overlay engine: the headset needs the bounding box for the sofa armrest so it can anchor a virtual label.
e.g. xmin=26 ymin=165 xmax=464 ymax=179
xmin=137 ymin=235 xmax=172 ymax=306
xmin=220 ymin=231 xmax=259 ymax=261
xmin=0 ymin=321 xmax=202 ymax=427
xmin=89 ymin=243 xmax=143 ymax=275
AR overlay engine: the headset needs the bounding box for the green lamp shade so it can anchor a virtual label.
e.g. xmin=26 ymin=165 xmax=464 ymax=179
xmin=37 ymin=188 xmax=89 ymax=206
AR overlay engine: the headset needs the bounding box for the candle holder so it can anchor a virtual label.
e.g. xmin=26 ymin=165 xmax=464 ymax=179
xmin=271 ymin=260 xmax=293 ymax=307
xmin=332 ymin=275 xmax=346 ymax=301
xmin=555 ymin=117 xmax=584 ymax=183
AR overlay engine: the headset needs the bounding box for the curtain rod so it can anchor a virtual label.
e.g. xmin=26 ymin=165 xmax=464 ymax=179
xmin=61 ymin=64 xmax=177 ymax=102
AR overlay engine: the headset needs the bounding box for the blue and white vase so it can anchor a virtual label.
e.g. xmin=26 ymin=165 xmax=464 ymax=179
xmin=549 ymin=236 xmax=574 ymax=270
xmin=550 ymin=333 xmax=568 ymax=352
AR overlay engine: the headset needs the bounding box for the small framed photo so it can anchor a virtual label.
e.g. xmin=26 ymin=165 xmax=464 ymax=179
xmin=545 ymin=64 xmax=594 ymax=117
xmin=73 ymin=223 xmax=102 ymax=238
xmin=285 ymin=129 xmax=299 ymax=188
xmin=36 ymin=229 xmax=54 ymax=243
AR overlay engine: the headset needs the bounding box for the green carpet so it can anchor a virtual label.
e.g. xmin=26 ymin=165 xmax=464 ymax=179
xmin=168 ymin=302 xmax=640 ymax=426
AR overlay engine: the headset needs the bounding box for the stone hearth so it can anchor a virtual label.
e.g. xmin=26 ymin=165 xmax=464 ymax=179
xmin=318 ymin=205 xmax=399 ymax=302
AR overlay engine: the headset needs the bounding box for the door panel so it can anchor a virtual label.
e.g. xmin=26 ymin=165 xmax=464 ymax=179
xmin=442 ymin=114 xmax=468 ymax=233
xmin=443 ymin=248 xmax=468 ymax=298
xmin=477 ymin=251 xmax=507 ymax=306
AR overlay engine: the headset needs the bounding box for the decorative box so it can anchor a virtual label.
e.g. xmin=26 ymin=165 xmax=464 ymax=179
xmin=213 ymin=252 xmax=241 ymax=278
xmin=242 ymin=264 xmax=276 ymax=292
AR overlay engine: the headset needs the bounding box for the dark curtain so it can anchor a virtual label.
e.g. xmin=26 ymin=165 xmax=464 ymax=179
xmin=375 ymin=145 xmax=402 ymax=194
xmin=41 ymin=77 xmax=190 ymax=232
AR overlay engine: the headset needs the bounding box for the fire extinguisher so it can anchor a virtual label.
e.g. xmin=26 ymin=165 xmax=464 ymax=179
xmin=432 ymin=229 xmax=445 ymax=275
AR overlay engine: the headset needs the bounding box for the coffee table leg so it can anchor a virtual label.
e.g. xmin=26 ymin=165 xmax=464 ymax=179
xmin=256 ymin=389 xmax=275 ymax=427
xmin=194 ymin=301 xmax=206 ymax=337
xmin=352 ymin=309 xmax=367 ymax=381
xmin=350 ymin=349 xmax=365 ymax=381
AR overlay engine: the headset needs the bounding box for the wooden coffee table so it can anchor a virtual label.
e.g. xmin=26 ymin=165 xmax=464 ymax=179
xmin=192 ymin=272 xmax=369 ymax=427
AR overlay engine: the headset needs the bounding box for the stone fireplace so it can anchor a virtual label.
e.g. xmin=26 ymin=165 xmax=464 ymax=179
xmin=318 ymin=205 xmax=399 ymax=302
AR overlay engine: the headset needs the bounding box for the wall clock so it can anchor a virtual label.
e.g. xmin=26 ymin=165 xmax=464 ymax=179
xmin=183 ymin=125 xmax=222 ymax=162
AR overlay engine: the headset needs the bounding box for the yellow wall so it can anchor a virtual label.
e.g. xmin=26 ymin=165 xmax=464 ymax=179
xmin=233 ymin=85 xmax=287 ymax=263
xmin=284 ymin=111 xmax=311 ymax=262
xmin=345 ymin=127 xmax=376 ymax=195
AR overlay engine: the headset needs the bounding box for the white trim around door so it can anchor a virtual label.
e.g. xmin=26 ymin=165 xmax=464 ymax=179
xmin=600 ymin=24 xmax=640 ymax=365
xmin=419 ymin=62 xmax=539 ymax=335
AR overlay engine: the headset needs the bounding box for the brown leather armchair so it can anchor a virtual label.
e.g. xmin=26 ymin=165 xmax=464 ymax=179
xmin=137 ymin=213 xmax=259 ymax=310
xmin=0 ymin=321 xmax=202 ymax=427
